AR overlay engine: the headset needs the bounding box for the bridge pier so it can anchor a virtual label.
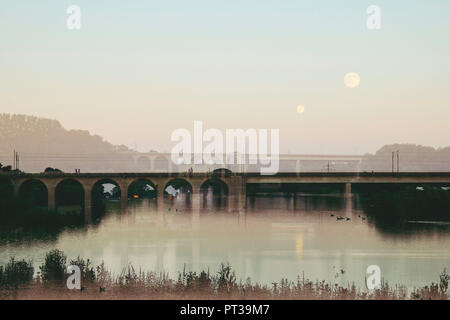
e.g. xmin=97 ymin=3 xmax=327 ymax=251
xmin=79 ymin=181 xmax=93 ymax=224
xmin=226 ymin=176 xmax=246 ymax=213
xmin=287 ymin=193 xmax=295 ymax=211
xmin=242 ymin=177 xmax=247 ymax=213
xmin=156 ymin=183 xmax=165 ymax=226
xmin=237 ymin=192 xmax=246 ymax=214
xmin=48 ymin=182 xmax=56 ymax=211
xmin=120 ymin=184 xmax=128 ymax=216
xmin=293 ymin=193 xmax=297 ymax=212
xmin=345 ymin=183 xmax=352 ymax=217
xmin=84 ymin=189 xmax=92 ymax=224
xmin=150 ymin=159 xmax=155 ymax=172
xmin=344 ymin=183 xmax=351 ymax=197
xmin=191 ymin=189 xmax=201 ymax=228
xmin=227 ymin=194 xmax=233 ymax=213
xmin=156 ymin=184 xmax=165 ymax=211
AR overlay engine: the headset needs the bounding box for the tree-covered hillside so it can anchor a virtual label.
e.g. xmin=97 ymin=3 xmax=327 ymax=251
xmin=360 ymin=144 xmax=450 ymax=172
xmin=0 ymin=114 xmax=134 ymax=172
xmin=0 ymin=114 xmax=130 ymax=155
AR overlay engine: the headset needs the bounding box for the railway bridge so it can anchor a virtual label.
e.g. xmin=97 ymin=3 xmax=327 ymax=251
xmin=6 ymin=172 xmax=450 ymax=223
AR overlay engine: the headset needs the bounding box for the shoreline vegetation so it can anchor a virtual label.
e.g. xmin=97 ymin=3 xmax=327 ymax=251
xmin=357 ymin=184 xmax=450 ymax=224
xmin=0 ymin=176 xmax=107 ymax=238
xmin=0 ymin=177 xmax=85 ymax=234
xmin=0 ymin=250 xmax=448 ymax=300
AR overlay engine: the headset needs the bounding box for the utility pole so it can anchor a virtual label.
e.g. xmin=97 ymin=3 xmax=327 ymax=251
xmin=323 ymin=161 xmax=334 ymax=173
xmin=396 ymin=150 xmax=399 ymax=173
xmin=392 ymin=152 xmax=394 ymax=173
xmin=13 ymin=150 xmax=19 ymax=170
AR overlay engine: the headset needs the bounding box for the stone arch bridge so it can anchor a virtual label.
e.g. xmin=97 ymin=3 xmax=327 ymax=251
xmin=9 ymin=172 xmax=245 ymax=223
xmin=7 ymin=172 xmax=450 ymax=223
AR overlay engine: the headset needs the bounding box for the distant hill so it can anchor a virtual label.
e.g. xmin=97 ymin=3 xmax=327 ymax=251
xmin=1 ymin=114 xmax=449 ymax=173
xmin=0 ymin=114 xmax=135 ymax=172
xmin=360 ymin=144 xmax=450 ymax=172
xmin=0 ymin=114 xmax=130 ymax=155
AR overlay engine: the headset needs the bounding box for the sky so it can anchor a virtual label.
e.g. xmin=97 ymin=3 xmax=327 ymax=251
xmin=1 ymin=0 xmax=449 ymax=154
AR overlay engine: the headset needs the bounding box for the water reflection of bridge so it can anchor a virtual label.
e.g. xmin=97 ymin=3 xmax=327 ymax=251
xmin=7 ymin=172 xmax=450 ymax=223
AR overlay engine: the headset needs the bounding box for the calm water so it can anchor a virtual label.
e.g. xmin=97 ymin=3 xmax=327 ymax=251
xmin=1 ymin=194 xmax=450 ymax=290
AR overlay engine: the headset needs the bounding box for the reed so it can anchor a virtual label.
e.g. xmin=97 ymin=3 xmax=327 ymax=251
xmin=0 ymin=250 xmax=448 ymax=300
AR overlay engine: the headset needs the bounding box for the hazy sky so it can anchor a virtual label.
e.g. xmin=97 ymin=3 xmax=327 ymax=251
xmin=1 ymin=0 xmax=449 ymax=154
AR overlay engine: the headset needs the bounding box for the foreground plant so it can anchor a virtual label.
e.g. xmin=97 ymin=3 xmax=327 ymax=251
xmin=0 ymin=250 xmax=448 ymax=300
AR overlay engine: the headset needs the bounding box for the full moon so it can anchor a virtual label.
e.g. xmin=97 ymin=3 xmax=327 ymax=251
xmin=297 ymin=105 xmax=305 ymax=113
xmin=344 ymin=72 xmax=360 ymax=88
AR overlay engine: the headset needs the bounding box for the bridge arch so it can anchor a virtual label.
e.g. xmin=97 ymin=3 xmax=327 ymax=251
xmin=92 ymin=179 xmax=122 ymax=200
xmin=212 ymin=168 xmax=232 ymax=178
xmin=127 ymin=179 xmax=157 ymax=199
xmin=136 ymin=156 xmax=151 ymax=171
xmin=163 ymin=179 xmax=193 ymax=210
xmin=200 ymin=178 xmax=229 ymax=210
xmin=18 ymin=179 xmax=48 ymax=207
xmin=164 ymin=179 xmax=193 ymax=196
xmin=91 ymin=179 xmax=123 ymax=219
xmin=200 ymin=178 xmax=229 ymax=194
xmin=154 ymin=156 xmax=169 ymax=172
xmin=55 ymin=179 xmax=84 ymax=215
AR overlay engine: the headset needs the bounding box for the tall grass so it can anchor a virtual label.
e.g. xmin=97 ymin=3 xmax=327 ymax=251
xmin=0 ymin=250 xmax=448 ymax=300
xmin=0 ymin=257 xmax=34 ymax=288
xmin=39 ymin=249 xmax=67 ymax=284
